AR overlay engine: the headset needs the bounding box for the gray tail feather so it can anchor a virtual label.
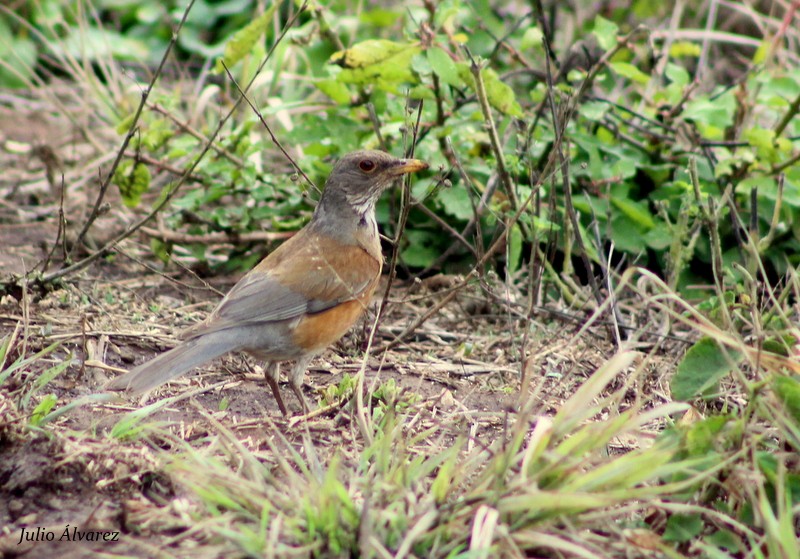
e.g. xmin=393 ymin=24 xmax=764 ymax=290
xmin=105 ymin=334 xmax=235 ymax=395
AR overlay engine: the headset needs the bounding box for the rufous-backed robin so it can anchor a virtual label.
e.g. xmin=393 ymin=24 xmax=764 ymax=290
xmin=107 ymin=150 xmax=428 ymax=414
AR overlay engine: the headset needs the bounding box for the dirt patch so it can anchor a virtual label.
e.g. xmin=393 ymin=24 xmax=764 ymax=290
xmin=0 ymin=255 xmax=631 ymax=556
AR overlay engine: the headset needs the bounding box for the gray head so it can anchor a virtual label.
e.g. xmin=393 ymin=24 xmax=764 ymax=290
xmin=318 ymin=150 xmax=428 ymax=217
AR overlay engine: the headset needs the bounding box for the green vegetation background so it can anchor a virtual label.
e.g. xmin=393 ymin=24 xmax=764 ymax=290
xmin=2 ymin=2 xmax=800 ymax=556
xmin=4 ymin=0 xmax=799 ymax=291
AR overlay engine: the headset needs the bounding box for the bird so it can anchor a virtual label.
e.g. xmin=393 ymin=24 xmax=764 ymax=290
xmin=106 ymin=150 xmax=428 ymax=414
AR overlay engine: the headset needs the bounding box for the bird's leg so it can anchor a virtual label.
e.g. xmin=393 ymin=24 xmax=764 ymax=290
xmin=264 ymin=362 xmax=288 ymax=416
xmin=288 ymin=356 xmax=313 ymax=414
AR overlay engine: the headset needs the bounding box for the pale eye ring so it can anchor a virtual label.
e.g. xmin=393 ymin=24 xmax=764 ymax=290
xmin=359 ymin=159 xmax=376 ymax=172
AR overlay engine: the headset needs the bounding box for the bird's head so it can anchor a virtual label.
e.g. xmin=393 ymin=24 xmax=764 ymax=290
xmin=321 ymin=150 xmax=428 ymax=216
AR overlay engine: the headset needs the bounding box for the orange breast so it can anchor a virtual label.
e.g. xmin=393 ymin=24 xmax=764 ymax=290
xmin=291 ymin=298 xmax=371 ymax=352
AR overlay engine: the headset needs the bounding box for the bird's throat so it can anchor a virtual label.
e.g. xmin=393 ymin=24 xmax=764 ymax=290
xmin=357 ymin=210 xmax=378 ymax=233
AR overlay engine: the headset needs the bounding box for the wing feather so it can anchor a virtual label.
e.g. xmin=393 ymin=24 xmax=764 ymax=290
xmin=187 ymin=231 xmax=380 ymax=338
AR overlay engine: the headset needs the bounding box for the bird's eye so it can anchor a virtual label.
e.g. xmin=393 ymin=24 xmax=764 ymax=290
xmin=359 ymin=159 xmax=376 ymax=172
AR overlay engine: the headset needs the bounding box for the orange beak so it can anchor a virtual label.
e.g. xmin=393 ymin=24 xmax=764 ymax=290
xmin=387 ymin=158 xmax=429 ymax=176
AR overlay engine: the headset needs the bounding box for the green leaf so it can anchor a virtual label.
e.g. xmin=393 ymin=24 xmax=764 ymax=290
xmin=507 ymin=224 xmax=523 ymax=274
xmin=114 ymin=160 xmax=152 ymax=208
xmin=332 ymin=40 xmax=422 ymax=90
xmin=758 ymin=75 xmax=800 ymax=101
xmin=408 ymin=84 xmax=435 ymax=100
xmin=684 ymin=415 xmax=732 ymax=455
xmin=179 ymin=28 xmax=226 ymax=58
xmin=411 ymin=52 xmax=432 ymax=75
xmin=643 ymin=222 xmax=672 ymax=250
xmin=55 ymin=27 xmax=149 ymax=61
xmin=140 ymin=120 xmax=174 ymax=151
xmin=704 ymin=530 xmax=743 ymax=553
xmin=744 ymin=127 xmax=779 ymax=164
xmin=682 ymin=92 xmax=735 ymax=138
xmin=665 ymin=63 xmax=690 ymax=88
xmin=358 ymin=8 xmax=402 ymax=27
xmin=457 ymin=62 xmax=523 ymax=117
xmin=20 ymin=358 xmax=72 ymax=410
xmin=663 ymin=514 xmax=704 ymax=543
xmin=0 ymin=340 xmax=62 ymax=387
xmin=772 ymin=375 xmax=800 ymax=425
xmin=437 ymin=186 xmax=473 ymax=220
xmin=150 ymin=237 xmax=172 ymax=265
xmin=752 ymin=39 xmax=769 ymax=65
xmin=580 ymin=100 xmax=609 ymax=121
xmin=611 ymin=214 xmax=648 ymax=253
xmin=111 ymin=398 xmax=174 ymax=440
xmin=592 ymin=16 xmax=618 ymax=51
xmin=401 ymin=230 xmax=438 ymax=268
xmin=330 ymin=39 xmax=412 ymax=69
xmin=431 ymin=459 xmax=453 ymax=503
xmin=219 ymin=396 xmax=230 ymax=411
xmin=481 ymin=67 xmax=523 ymax=116
xmin=214 ymin=3 xmax=278 ymax=72
xmin=611 ymin=197 xmax=656 ymax=229
xmin=671 ymin=337 xmax=743 ymax=401
xmin=29 ymin=394 xmax=58 ymax=427
xmin=609 ymin=62 xmax=651 ymax=85
xmin=315 ymin=79 xmax=351 ymax=104
xmin=38 ymin=393 xmax=117 ymax=426
xmin=0 ymin=19 xmax=37 ymax=88
xmin=427 ymin=47 xmax=461 ymax=87
xmin=668 ymin=41 xmax=701 ymax=58
xmin=521 ymin=27 xmax=544 ymax=51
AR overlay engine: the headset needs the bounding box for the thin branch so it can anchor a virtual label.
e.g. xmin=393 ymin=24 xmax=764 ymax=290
xmin=464 ymin=46 xmax=519 ymax=213
xmin=220 ymin=57 xmax=318 ymax=194
xmin=150 ymin=102 xmax=248 ymax=168
xmin=140 ymin=227 xmax=292 ymax=245
xmin=412 ymin=202 xmax=479 ymax=260
xmin=418 ymin=137 xmax=488 ymax=274
xmin=757 ymin=174 xmax=784 ymax=253
xmin=70 ymin=0 xmax=198 ymax=256
xmin=367 ymin=103 xmax=387 ymax=151
xmin=533 ymin=0 xmax=638 ymax=345
xmin=771 ymin=149 xmax=800 ymax=175
xmin=41 ymin=3 xmax=308 ymax=284
xmin=381 ymin=127 xmax=570 ymax=351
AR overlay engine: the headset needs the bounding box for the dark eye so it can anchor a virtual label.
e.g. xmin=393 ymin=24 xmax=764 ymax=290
xmin=359 ymin=159 xmax=376 ymax=172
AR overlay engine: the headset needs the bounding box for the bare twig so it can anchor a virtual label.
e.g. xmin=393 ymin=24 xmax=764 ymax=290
xmin=70 ymin=0 xmax=198 ymax=256
xmin=380 ymin=156 xmax=554 ymax=352
xmin=367 ymin=103 xmax=387 ymax=151
xmin=311 ymin=3 xmax=345 ymax=51
xmin=41 ymin=173 xmax=68 ymax=272
xmin=123 ymin=151 xmax=204 ymax=182
xmin=412 ymin=202 xmax=479 ymax=259
xmin=220 ymin=57 xmax=318 ymax=194
xmin=407 ymin=90 xmax=609 ymax=348
xmin=464 ymin=46 xmax=520 ymax=214
xmin=40 ymin=3 xmax=308 ymax=284
xmin=540 ymin=2 xmax=645 ymax=344
xmin=149 ymin=102 xmax=248 ymax=169
xmin=419 ymin=137 xmax=488 ymax=274
xmin=377 ymin=99 xmax=426 ymax=324
xmin=771 ymin=149 xmax=800 ymax=175
xmin=689 ymin=157 xmax=732 ymax=329
xmin=140 ymin=227 xmax=293 ymax=245
xmin=353 ymin=99 xmax=426 ymax=443
xmin=757 ymin=174 xmax=784 ymax=253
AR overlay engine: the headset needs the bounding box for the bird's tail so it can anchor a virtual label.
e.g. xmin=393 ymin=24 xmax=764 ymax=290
xmin=105 ymin=334 xmax=235 ymax=395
